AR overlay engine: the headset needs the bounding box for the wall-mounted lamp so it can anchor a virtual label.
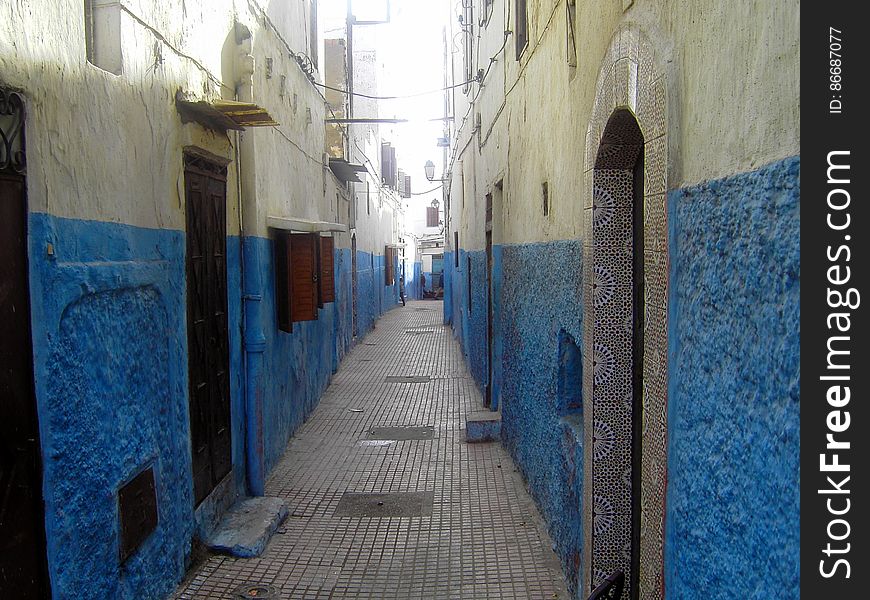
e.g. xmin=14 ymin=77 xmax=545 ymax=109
xmin=424 ymin=160 xmax=447 ymax=182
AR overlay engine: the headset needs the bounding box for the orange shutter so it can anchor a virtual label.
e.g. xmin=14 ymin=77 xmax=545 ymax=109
xmin=290 ymin=233 xmax=318 ymax=322
xmin=320 ymin=236 xmax=335 ymax=303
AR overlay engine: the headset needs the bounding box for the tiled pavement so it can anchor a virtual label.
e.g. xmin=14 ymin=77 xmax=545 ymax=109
xmin=172 ymin=301 xmax=568 ymax=599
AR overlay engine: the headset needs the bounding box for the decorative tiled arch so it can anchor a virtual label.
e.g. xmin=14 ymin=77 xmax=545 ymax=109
xmin=581 ymin=24 xmax=669 ymax=600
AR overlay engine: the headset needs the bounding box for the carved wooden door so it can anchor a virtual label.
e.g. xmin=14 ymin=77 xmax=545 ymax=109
xmin=184 ymin=156 xmax=232 ymax=506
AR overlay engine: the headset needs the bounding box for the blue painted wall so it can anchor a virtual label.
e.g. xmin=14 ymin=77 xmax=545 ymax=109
xmin=444 ymin=157 xmax=799 ymax=599
xmin=27 ymin=214 xmax=246 ymax=599
xmin=25 ymin=214 xmax=360 ymax=598
xmin=255 ymin=238 xmax=354 ymax=475
xmin=353 ymin=250 xmax=399 ymax=338
xmin=447 ymin=240 xmax=586 ymax=595
xmin=406 ymin=260 xmax=423 ymax=300
xmin=497 ymin=240 xmax=586 ymax=594
xmin=443 ymin=251 xmax=454 ymax=324
xmin=664 ymin=156 xmax=800 ymax=599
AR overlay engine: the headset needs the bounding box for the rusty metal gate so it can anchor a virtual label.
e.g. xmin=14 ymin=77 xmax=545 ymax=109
xmin=184 ymin=155 xmax=232 ymax=506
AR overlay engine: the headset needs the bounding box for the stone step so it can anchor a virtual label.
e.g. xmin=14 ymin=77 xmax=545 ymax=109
xmin=466 ymin=410 xmax=501 ymax=442
xmin=203 ymin=497 xmax=289 ymax=558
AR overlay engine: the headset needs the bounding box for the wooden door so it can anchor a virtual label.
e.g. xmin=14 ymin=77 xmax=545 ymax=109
xmin=351 ymin=235 xmax=358 ymax=337
xmin=0 ymin=173 xmax=49 ymax=598
xmin=485 ymin=230 xmax=493 ymax=408
xmin=184 ymin=157 xmax=232 ymax=507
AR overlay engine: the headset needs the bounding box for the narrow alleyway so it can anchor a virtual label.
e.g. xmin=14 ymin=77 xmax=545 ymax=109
xmin=173 ymin=301 xmax=568 ymax=599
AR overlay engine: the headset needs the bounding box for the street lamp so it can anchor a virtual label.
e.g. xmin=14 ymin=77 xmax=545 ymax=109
xmin=424 ymin=160 xmax=447 ymax=182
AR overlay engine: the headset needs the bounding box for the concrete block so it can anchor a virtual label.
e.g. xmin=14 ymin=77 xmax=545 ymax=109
xmin=204 ymin=497 xmax=289 ymax=558
xmin=466 ymin=411 xmax=501 ymax=443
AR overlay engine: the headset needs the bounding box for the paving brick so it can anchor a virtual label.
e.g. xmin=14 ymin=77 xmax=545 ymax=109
xmin=172 ymin=301 xmax=568 ymax=599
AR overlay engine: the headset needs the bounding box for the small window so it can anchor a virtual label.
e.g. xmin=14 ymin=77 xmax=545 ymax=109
xmin=426 ymin=206 xmax=439 ymax=228
xmin=481 ymin=0 xmax=495 ymax=27
xmin=461 ymin=2 xmax=474 ymax=92
xmin=84 ymin=0 xmax=123 ymax=74
xmin=515 ymin=0 xmax=528 ymax=60
xmin=567 ymin=0 xmax=577 ymax=69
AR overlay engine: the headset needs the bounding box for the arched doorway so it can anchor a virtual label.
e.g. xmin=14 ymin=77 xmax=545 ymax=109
xmin=581 ymin=24 xmax=670 ymax=600
xmin=589 ymin=108 xmax=644 ymax=597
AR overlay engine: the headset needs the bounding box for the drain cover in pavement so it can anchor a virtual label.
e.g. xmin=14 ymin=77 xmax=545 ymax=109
xmin=368 ymin=426 xmax=434 ymax=440
xmin=384 ymin=375 xmax=430 ymax=383
xmin=333 ymin=492 xmax=434 ymax=517
xmin=232 ymin=583 xmax=279 ymax=598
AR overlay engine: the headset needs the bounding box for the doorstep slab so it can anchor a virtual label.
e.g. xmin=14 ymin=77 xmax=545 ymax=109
xmin=466 ymin=411 xmax=501 ymax=442
xmin=204 ymin=497 xmax=289 ymax=558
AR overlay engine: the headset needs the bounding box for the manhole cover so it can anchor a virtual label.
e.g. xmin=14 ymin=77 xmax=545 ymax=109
xmin=333 ymin=492 xmax=434 ymax=517
xmin=232 ymin=583 xmax=279 ymax=598
xmin=368 ymin=426 xmax=434 ymax=440
xmin=384 ymin=375 xmax=430 ymax=383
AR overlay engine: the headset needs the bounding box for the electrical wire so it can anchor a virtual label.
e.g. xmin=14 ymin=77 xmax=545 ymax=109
xmin=410 ymin=184 xmax=444 ymax=196
xmin=313 ymin=79 xmax=477 ymax=100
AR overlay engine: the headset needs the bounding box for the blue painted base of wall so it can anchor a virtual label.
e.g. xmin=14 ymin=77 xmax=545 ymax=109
xmin=445 ymin=156 xmax=799 ymax=599
xmin=447 ymin=239 xmax=585 ymax=595
xmin=255 ymin=238 xmax=354 ymax=475
xmin=25 ymin=214 xmax=358 ymax=598
xmin=353 ymin=250 xmax=400 ymax=337
xmin=27 ymin=214 xmax=237 ymax=599
xmin=404 ymin=261 xmax=423 ymax=300
xmin=664 ymin=156 xmax=800 ymax=599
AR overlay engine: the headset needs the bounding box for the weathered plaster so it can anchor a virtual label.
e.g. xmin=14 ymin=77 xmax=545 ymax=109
xmin=446 ymin=0 xmax=799 ymax=248
xmin=27 ymin=214 xmax=244 ymax=599
xmin=664 ymin=156 xmax=800 ymax=600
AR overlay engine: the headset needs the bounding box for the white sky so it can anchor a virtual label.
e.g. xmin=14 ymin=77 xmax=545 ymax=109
xmin=320 ymin=0 xmax=450 ymax=202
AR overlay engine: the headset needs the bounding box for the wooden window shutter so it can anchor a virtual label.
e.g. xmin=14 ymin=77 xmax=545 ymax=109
xmin=274 ymin=231 xmax=292 ymax=332
xmin=384 ymin=246 xmax=394 ymax=286
xmin=290 ymin=233 xmax=318 ymax=322
xmin=320 ymin=236 xmax=335 ymax=303
xmin=315 ymin=235 xmax=324 ymax=309
xmin=426 ymin=206 xmax=439 ymax=227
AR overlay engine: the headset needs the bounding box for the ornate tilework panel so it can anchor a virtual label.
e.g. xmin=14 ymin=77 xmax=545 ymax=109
xmin=582 ymin=23 xmax=669 ymax=600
